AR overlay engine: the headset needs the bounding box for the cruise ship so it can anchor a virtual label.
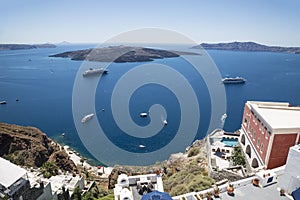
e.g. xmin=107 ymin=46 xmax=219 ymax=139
xmin=222 ymin=77 xmax=246 ymax=84
xmin=83 ymin=68 xmax=108 ymax=77
xmin=81 ymin=113 xmax=94 ymax=123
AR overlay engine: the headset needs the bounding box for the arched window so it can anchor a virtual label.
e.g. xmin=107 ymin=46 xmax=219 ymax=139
xmin=241 ymin=134 xmax=246 ymax=145
xmin=251 ymin=158 xmax=259 ymax=168
xmin=246 ymin=145 xmax=251 ymax=158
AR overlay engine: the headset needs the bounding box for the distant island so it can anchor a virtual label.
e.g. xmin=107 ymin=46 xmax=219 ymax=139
xmin=57 ymin=41 xmax=72 ymax=46
xmin=193 ymin=41 xmax=300 ymax=54
xmin=0 ymin=43 xmax=56 ymax=50
xmin=49 ymin=45 xmax=199 ymax=63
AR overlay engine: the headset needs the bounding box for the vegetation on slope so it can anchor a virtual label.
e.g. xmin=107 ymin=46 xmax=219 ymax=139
xmin=163 ymin=156 xmax=214 ymax=196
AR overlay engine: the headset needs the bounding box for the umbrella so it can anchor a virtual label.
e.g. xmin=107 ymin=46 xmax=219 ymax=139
xmin=292 ymin=187 xmax=300 ymax=200
xmin=141 ymin=190 xmax=173 ymax=200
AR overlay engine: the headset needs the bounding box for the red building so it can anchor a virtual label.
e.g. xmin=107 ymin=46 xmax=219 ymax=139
xmin=239 ymin=101 xmax=300 ymax=169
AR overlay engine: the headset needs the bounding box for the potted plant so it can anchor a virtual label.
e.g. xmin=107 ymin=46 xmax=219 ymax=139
xmin=205 ymin=191 xmax=213 ymax=200
xmin=280 ymin=189 xmax=285 ymax=196
xmin=252 ymin=178 xmax=260 ymax=187
xmin=227 ymin=183 xmax=234 ymax=196
xmin=199 ymin=193 xmax=204 ymax=199
xmin=213 ymin=186 xmax=220 ymax=197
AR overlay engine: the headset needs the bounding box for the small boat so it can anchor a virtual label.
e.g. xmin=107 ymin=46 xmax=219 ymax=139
xmin=83 ymin=67 xmax=108 ymax=77
xmin=0 ymin=101 xmax=7 ymax=105
xmin=140 ymin=112 xmax=148 ymax=117
xmin=81 ymin=113 xmax=95 ymax=123
xmin=163 ymin=119 xmax=167 ymax=125
xmin=61 ymin=133 xmax=65 ymax=137
xmin=222 ymin=77 xmax=246 ymax=84
xmin=139 ymin=144 xmax=146 ymax=148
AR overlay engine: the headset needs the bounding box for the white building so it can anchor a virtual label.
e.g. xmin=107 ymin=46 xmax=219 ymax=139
xmin=114 ymin=173 xmax=164 ymax=200
xmin=279 ymin=144 xmax=300 ymax=194
xmin=0 ymin=157 xmax=29 ymax=200
xmin=0 ymin=157 xmax=85 ymax=200
xmin=49 ymin=173 xmax=84 ymax=200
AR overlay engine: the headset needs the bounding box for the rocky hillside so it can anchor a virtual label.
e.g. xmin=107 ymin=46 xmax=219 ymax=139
xmin=0 ymin=43 xmax=56 ymax=50
xmin=49 ymin=45 xmax=198 ymax=63
xmin=0 ymin=122 xmax=76 ymax=172
xmin=194 ymin=41 xmax=300 ymax=54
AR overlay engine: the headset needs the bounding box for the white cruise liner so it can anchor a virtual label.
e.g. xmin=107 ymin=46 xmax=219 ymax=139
xmin=222 ymin=77 xmax=246 ymax=84
xmin=83 ymin=68 xmax=108 ymax=77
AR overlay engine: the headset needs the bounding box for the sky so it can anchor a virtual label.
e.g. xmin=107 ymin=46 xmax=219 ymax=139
xmin=1 ymin=0 xmax=300 ymax=46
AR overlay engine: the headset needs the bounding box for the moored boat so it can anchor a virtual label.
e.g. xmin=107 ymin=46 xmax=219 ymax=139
xmin=163 ymin=119 xmax=168 ymax=125
xmin=81 ymin=113 xmax=95 ymax=123
xmin=140 ymin=112 xmax=148 ymax=117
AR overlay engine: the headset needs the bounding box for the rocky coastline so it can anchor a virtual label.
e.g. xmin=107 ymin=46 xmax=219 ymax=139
xmin=0 ymin=122 xmax=76 ymax=172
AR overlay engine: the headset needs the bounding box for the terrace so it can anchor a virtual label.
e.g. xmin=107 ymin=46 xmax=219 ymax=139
xmin=209 ymin=129 xmax=240 ymax=171
xmin=173 ymin=167 xmax=290 ymax=200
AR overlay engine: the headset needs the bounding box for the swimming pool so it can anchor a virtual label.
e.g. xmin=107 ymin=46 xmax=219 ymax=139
xmin=221 ymin=137 xmax=238 ymax=147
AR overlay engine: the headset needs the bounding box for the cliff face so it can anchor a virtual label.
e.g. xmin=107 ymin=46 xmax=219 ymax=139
xmin=0 ymin=122 xmax=75 ymax=171
xmin=194 ymin=41 xmax=300 ymax=54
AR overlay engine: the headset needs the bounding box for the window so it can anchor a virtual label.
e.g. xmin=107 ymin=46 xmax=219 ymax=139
xmin=249 ymin=127 xmax=253 ymax=137
xmin=261 ymin=124 xmax=264 ymax=134
xmin=267 ymin=177 xmax=273 ymax=183
xmin=260 ymin=144 xmax=264 ymax=153
xmin=243 ymin=118 xmax=248 ymax=126
xmin=264 ymin=127 xmax=268 ymax=138
xmin=259 ymin=122 xmax=263 ymax=131
xmin=266 ymin=131 xmax=271 ymax=140
xmin=257 ymin=138 xmax=260 ymax=147
xmin=253 ymin=132 xmax=256 ymax=141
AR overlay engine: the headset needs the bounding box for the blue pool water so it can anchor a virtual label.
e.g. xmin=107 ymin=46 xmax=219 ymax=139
xmin=221 ymin=137 xmax=238 ymax=147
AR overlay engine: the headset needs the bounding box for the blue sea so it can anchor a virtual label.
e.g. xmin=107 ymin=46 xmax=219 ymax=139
xmin=1 ymin=44 xmax=300 ymax=166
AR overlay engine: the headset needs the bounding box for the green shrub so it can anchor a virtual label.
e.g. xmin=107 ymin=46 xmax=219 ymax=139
xmin=98 ymin=194 xmax=114 ymax=200
xmin=188 ymin=147 xmax=200 ymax=157
xmin=229 ymin=146 xmax=246 ymax=166
xmin=170 ymin=185 xmax=189 ymax=196
xmin=41 ymin=161 xmax=59 ymax=178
